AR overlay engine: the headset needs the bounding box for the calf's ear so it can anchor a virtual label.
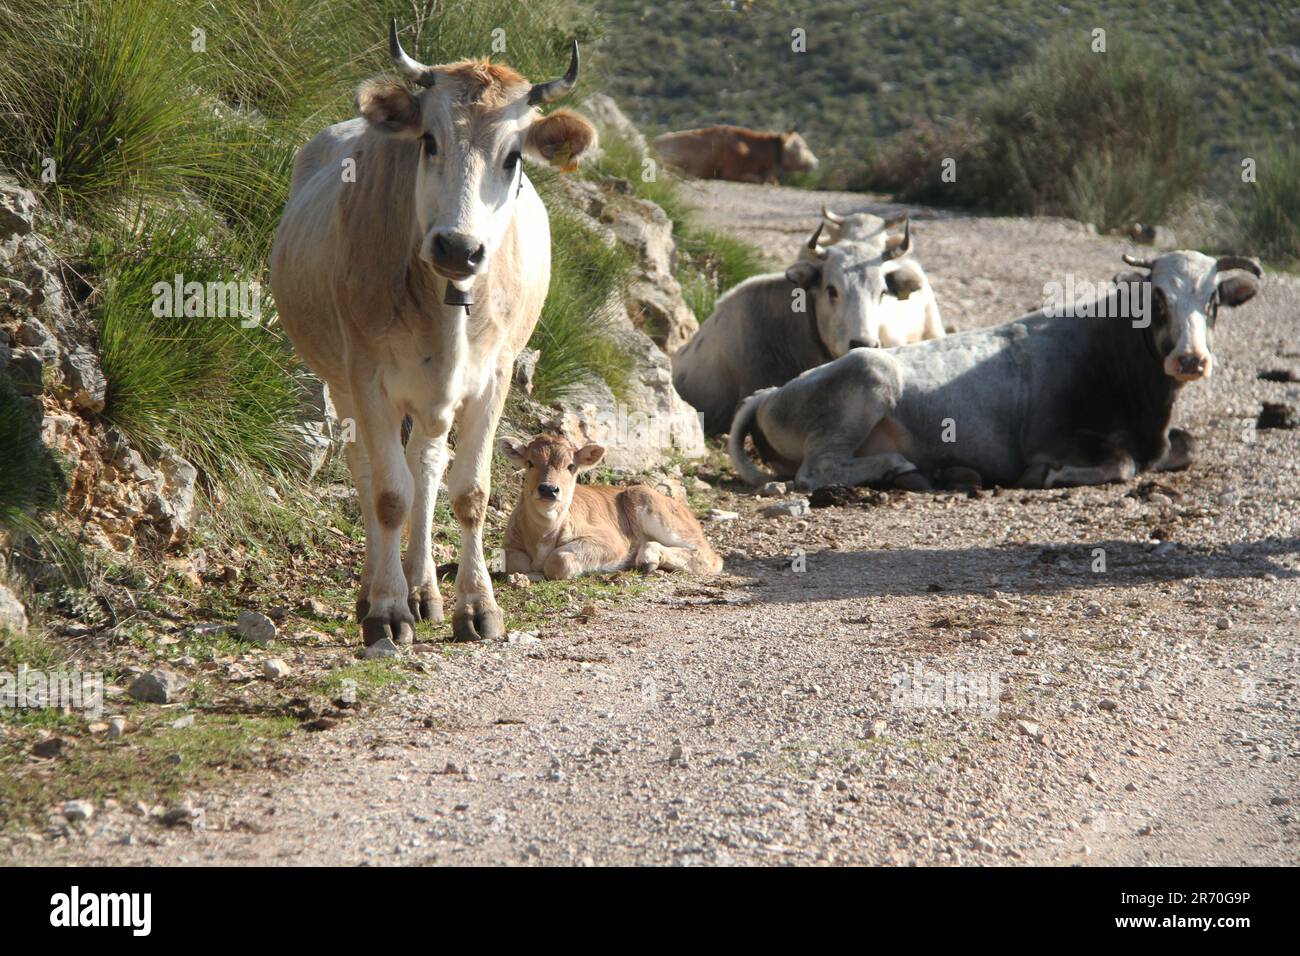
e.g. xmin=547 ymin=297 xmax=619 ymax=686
xmin=356 ymin=79 xmax=422 ymax=136
xmin=497 ymin=437 xmax=528 ymax=468
xmin=1218 ymin=273 xmax=1259 ymax=307
xmin=785 ymin=260 xmax=822 ymax=289
xmin=526 ymin=109 xmax=598 ymax=171
xmin=886 ymin=264 xmax=925 ymax=300
xmin=574 ymin=444 xmax=606 ymax=470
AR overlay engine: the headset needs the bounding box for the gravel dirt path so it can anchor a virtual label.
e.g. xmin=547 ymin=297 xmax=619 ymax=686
xmin=24 ymin=181 xmax=1300 ymax=866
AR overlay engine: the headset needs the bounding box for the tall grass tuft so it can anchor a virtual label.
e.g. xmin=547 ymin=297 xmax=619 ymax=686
xmin=92 ymin=207 xmax=307 ymax=479
xmin=1236 ymin=146 xmax=1300 ymax=265
xmin=529 ymin=206 xmax=635 ymax=403
xmin=0 ymin=0 xmax=213 ymax=218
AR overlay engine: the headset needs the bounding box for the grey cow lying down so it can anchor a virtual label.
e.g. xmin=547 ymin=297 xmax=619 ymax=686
xmin=728 ymin=251 xmax=1263 ymax=492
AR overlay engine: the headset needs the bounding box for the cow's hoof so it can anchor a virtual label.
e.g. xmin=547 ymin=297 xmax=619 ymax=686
xmin=355 ymin=598 xmax=370 ymax=624
xmin=362 ymin=608 xmax=415 ymax=648
xmin=362 ymin=637 xmax=400 ymax=660
xmin=408 ymin=586 xmax=444 ymax=623
xmin=451 ymin=602 xmax=504 ymax=643
xmin=892 ymin=469 xmax=933 ymax=492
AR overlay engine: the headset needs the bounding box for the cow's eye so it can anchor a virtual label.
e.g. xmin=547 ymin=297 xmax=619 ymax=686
xmin=827 ymin=285 xmax=839 ymax=301
xmin=421 ymin=133 xmax=438 ymax=157
xmin=525 ymin=461 xmax=533 ymax=469
xmin=504 ymin=150 xmax=522 ymax=171
xmin=568 ymin=463 xmax=577 ymax=473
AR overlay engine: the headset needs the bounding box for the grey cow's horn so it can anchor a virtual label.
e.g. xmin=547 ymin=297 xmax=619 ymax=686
xmin=528 ymin=40 xmax=580 ymax=106
xmin=390 ymin=19 xmax=436 ymax=87
xmin=882 ymin=217 xmax=912 ymax=260
xmin=1214 ymin=255 xmax=1263 ymax=278
xmin=807 ymin=222 xmax=824 ymax=250
xmin=1122 ymin=252 xmax=1154 ymax=270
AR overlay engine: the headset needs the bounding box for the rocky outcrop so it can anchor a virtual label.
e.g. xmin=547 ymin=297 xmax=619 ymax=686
xmin=524 ymin=97 xmax=706 ymax=472
xmin=0 ymin=174 xmax=201 ymax=554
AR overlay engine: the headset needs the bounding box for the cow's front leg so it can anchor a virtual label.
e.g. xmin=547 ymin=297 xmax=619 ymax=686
xmin=542 ymin=538 xmax=619 ymax=580
xmin=354 ymin=384 xmax=415 ymax=654
xmin=333 ymin=390 xmax=379 ymax=624
xmin=1152 ymin=428 xmax=1195 ymax=472
xmin=445 ymin=371 xmax=509 ymax=642
xmin=403 ymin=419 xmax=450 ymax=622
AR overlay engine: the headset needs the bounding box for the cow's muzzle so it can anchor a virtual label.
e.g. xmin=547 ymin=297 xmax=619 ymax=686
xmin=1167 ymin=352 xmax=1211 ymax=381
xmin=536 ymin=483 xmax=560 ymax=501
xmin=427 ymin=231 xmax=485 ymax=280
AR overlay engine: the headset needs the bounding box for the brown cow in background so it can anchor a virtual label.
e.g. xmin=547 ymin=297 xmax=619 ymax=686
xmin=652 ymin=125 xmax=817 ymax=183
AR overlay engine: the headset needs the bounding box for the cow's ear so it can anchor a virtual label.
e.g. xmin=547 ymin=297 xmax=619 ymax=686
xmin=574 ymin=444 xmax=605 ymax=470
xmin=1218 ymin=273 xmax=1259 ymax=307
xmin=886 ymin=264 xmax=925 ymax=300
xmin=498 ymin=437 xmax=528 ymax=468
xmin=356 ymin=79 xmax=422 ymax=136
xmin=526 ymin=109 xmax=598 ymax=172
xmin=1112 ymin=271 xmax=1146 ymax=287
xmin=785 ymin=260 xmax=821 ymax=289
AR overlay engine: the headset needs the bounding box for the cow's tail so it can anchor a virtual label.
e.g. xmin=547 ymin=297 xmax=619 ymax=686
xmin=728 ymin=388 xmax=780 ymax=487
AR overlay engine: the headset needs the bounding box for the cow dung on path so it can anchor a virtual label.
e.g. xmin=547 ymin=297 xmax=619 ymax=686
xmin=1257 ymin=402 xmax=1299 ymax=430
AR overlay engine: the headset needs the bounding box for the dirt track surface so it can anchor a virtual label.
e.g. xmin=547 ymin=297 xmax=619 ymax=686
xmin=24 ymin=181 xmax=1300 ymax=866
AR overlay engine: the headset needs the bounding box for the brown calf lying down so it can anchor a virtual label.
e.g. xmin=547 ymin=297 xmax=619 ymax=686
xmin=499 ymin=434 xmax=723 ymax=580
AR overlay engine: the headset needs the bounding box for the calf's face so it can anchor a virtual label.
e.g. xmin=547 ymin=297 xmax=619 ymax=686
xmin=499 ymin=435 xmax=606 ymax=519
xmin=1116 ymin=251 xmax=1261 ymax=383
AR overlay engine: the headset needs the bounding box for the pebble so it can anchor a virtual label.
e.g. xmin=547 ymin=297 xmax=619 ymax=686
xmin=236 ymin=609 xmax=277 ymax=646
xmin=507 ymin=631 xmax=541 ymax=645
xmin=63 ymin=799 xmax=94 ymax=822
xmin=108 ymin=717 xmax=127 ymax=738
xmin=707 ymin=509 xmax=739 ymax=522
xmin=1215 ymin=616 xmax=1232 ymax=630
xmin=170 ymin=714 xmax=194 ymax=729
xmin=263 ymin=658 xmax=291 ymax=679
xmin=363 ymin=638 xmax=400 ymax=660
xmin=1098 ymin=698 xmax=1119 ymax=711
xmin=1015 ymin=720 xmax=1040 ymax=738
xmin=758 ymin=482 xmax=788 ymax=497
xmin=761 ymin=499 xmax=812 ymax=519
xmin=127 ymin=669 xmax=186 ymax=704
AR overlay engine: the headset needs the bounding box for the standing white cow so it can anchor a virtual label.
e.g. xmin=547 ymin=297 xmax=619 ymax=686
xmin=271 ymin=21 xmax=597 ymax=656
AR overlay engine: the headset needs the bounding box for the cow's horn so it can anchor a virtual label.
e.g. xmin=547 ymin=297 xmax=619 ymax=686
xmin=390 ymin=19 xmax=435 ymax=87
xmin=883 ymin=217 xmax=912 ymax=260
xmin=806 ymin=223 xmax=824 ymax=252
xmin=821 ymin=204 xmax=845 ymax=225
xmin=1122 ymin=252 xmax=1154 ymax=270
xmin=528 ymin=40 xmax=580 ymax=106
xmin=1214 ymin=255 xmax=1263 ymax=278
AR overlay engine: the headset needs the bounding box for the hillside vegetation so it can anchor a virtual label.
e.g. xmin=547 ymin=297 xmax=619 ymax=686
xmin=595 ymin=0 xmax=1298 ymax=170
xmin=594 ymin=0 xmax=1300 ymax=256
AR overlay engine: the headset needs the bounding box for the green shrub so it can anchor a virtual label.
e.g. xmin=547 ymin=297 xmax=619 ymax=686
xmin=858 ymin=37 xmax=1204 ymax=231
xmin=1236 ymin=146 xmax=1300 ymax=265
